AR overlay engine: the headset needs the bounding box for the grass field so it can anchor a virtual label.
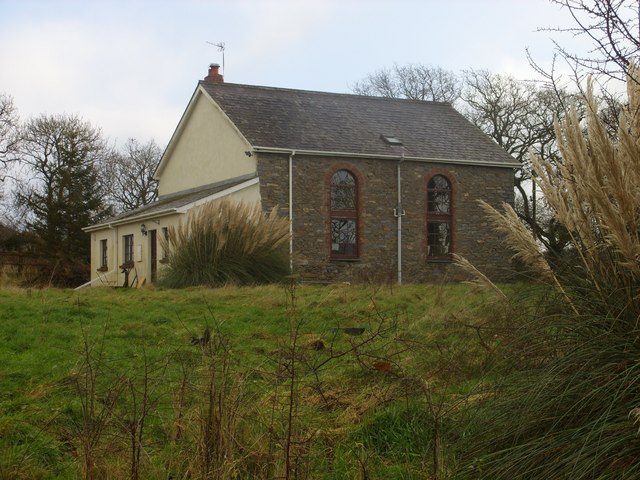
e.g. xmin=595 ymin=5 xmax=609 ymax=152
xmin=0 ymin=282 xmax=504 ymax=479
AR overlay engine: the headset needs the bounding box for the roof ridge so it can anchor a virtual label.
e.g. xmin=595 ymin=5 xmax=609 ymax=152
xmin=198 ymin=80 xmax=452 ymax=106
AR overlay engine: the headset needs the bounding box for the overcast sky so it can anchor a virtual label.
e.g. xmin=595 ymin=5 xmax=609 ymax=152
xmin=0 ymin=0 xmax=589 ymax=148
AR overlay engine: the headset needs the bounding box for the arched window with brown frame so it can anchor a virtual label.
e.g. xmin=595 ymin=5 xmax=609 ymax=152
xmin=330 ymin=169 xmax=358 ymax=258
xmin=426 ymin=174 xmax=453 ymax=259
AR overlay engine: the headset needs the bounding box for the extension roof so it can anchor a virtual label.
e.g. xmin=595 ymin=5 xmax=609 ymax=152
xmin=83 ymin=174 xmax=258 ymax=232
xmin=198 ymin=81 xmax=518 ymax=166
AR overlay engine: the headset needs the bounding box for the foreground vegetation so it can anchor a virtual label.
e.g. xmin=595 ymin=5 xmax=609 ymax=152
xmin=0 ymin=282 xmax=513 ymax=479
xmin=5 ymin=70 xmax=640 ymax=480
xmin=454 ymin=75 xmax=640 ymax=479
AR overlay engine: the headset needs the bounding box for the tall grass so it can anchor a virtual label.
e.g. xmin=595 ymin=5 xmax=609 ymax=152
xmin=160 ymin=200 xmax=290 ymax=288
xmin=456 ymin=72 xmax=640 ymax=478
xmin=0 ymin=284 xmax=505 ymax=478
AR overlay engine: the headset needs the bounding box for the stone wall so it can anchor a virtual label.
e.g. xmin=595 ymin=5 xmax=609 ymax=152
xmin=257 ymin=153 xmax=514 ymax=283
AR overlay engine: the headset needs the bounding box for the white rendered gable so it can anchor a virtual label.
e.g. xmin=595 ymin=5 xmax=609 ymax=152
xmin=156 ymin=86 xmax=256 ymax=196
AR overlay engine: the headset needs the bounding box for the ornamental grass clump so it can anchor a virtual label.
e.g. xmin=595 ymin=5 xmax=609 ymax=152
xmin=457 ymin=71 xmax=640 ymax=479
xmin=159 ymin=200 xmax=289 ymax=288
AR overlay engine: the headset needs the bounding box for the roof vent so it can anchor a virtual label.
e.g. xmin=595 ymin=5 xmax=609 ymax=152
xmin=380 ymin=134 xmax=403 ymax=146
xmin=204 ymin=63 xmax=224 ymax=83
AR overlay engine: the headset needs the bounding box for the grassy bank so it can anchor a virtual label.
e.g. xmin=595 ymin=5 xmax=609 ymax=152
xmin=0 ymin=283 xmax=505 ymax=479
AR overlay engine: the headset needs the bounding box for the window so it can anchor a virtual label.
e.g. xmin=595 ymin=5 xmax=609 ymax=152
xmin=123 ymin=234 xmax=134 ymax=264
xmin=330 ymin=169 xmax=358 ymax=258
xmin=100 ymin=239 xmax=108 ymax=269
xmin=427 ymin=175 xmax=452 ymax=259
xmin=160 ymin=227 xmax=169 ymax=261
xmin=380 ymin=134 xmax=403 ymax=146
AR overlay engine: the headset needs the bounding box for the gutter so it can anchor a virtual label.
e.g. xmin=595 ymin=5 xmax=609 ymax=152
xmin=252 ymin=146 xmax=520 ymax=168
xmin=83 ymin=210 xmax=178 ymax=233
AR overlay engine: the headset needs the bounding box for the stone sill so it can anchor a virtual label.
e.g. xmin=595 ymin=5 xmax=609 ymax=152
xmin=330 ymin=257 xmax=361 ymax=263
xmin=426 ymin=258 xmax=453 ymax=263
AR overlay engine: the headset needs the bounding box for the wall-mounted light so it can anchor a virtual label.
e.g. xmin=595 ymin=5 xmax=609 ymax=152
xmin=140 ymin=224 xmax=148 ymax=236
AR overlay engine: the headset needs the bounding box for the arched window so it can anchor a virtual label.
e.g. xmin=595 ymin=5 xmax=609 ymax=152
xmin=427 ymin=174 xmax=452 ymax=259
xmin=330 ymin=169 xmax=358 ymax=258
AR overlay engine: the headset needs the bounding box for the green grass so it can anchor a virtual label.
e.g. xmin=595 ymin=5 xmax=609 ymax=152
xmin=0 ymin=283 xmax=502 ymax=479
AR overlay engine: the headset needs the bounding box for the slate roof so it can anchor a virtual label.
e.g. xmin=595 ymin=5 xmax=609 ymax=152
xmin=199 ymin=81 xmax=517 ymax=165
xmin=84 ymin=174 xmax=257 ymax=231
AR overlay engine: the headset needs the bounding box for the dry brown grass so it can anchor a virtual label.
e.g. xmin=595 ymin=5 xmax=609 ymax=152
xmin=466 ymin=72 xmax=640 ymax=316
xmin=456 ymin=69 xmax=640 ymax=479
xmin=160 ymin=199 xmax=290 ymax=287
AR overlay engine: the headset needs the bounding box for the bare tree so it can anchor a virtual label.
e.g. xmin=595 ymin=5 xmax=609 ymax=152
xmin=351 ymin=64 xmax=462 ymax=103
xmin=543 ymin=0 xmax=640 ymax=82
xmin=462 ymin=69 xmax=576 ymax=255
xmin=0 ymin=93 xmax=20 ymax=177
xmin=102 ymin=138 xmax=161 ymax=213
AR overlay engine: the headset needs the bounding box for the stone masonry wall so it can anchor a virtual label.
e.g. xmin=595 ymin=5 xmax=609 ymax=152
xmin=257 ymin=153 xmax=514 ymax=283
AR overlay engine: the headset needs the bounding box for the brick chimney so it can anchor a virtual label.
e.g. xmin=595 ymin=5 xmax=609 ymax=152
xmin=204 ymin=63 xmax=224 ymax=83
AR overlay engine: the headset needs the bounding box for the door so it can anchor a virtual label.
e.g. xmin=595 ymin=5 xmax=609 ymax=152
xmin=150 ymin=229 xmax=157 ymax=283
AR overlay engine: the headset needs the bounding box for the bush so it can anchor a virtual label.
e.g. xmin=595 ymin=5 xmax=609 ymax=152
xmin=457 ymin=72 xmax=640 ymax=479
xmin=15 ymin=258 xmax=90 ymax=288
xmin=159 ymin=200 xmax=290 ymax=288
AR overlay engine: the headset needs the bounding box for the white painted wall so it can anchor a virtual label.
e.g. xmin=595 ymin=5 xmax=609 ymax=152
xmin=157 ymin=91 xmax=256 ymax=196
xmin=88 ymin=184 xmax=262 ymax=287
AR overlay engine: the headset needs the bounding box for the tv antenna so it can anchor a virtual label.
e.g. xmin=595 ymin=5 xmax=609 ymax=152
xmin=206 ymin=41 xmax=225 ymax=74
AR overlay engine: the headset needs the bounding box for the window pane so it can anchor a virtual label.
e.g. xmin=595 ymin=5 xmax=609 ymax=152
xmin=427 ymin=175 xmax=451 ymax=213
xmin=331 ymin=170 xmax=356 ymax=187
xmin=428 ymin=190 xmax=450 ymax=213
xmin=331 ymin=170 xmax=356 ymax=210
xmin=331 ymin=219 xmax=357 ymax=256
xmin=428 ymin=175 xmax=449 ymax=190
xmin=100 ymin=239 xmax=108 ymax=267
xmin=427 ymin=222 xmax=450 ymax=257
xmin=124 ymin=235 xmax=134 ymax=263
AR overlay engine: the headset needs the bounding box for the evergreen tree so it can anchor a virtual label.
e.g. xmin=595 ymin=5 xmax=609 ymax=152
xmin=17 ymin=114 xmax=112 ymax=262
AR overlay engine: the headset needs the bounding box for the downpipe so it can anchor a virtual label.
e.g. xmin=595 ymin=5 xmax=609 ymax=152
xmin=288 ymin=150 xmax=296 ymax=273
xmin=393 ymin=150 xmax=406 ymax=284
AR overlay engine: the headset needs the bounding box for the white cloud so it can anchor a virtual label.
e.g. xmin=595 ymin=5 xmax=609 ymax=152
xmin=0 ymin=9 xmax=189 ymax=145
xmin=0 ymin=0 xmax=607 ymax=146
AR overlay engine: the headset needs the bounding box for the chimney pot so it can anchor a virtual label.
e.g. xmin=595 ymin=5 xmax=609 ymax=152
xmin=204 ymin=63 xmax=224 ymax=83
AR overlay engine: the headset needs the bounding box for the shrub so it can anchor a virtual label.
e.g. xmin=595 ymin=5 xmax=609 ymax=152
xmin=159 ymin=200 xmax=290 ymax=288
xmin=457 ymin=71 xmax=640 ymax=479
xmin=17 ymin=258 xmax=90 ymax=288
